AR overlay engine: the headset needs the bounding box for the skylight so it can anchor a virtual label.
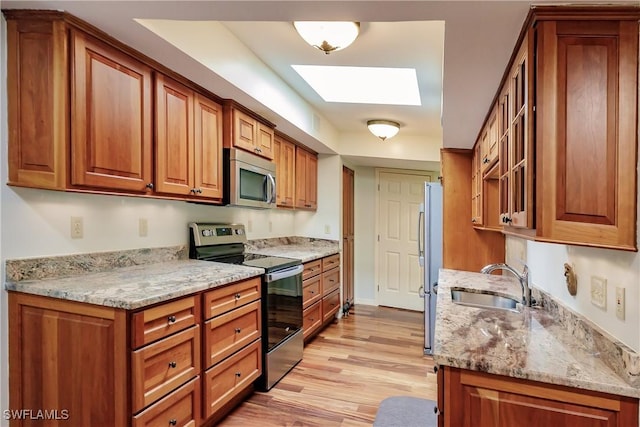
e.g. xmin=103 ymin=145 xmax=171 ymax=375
xmin=291 ymin=65 xmax=421 ymax=106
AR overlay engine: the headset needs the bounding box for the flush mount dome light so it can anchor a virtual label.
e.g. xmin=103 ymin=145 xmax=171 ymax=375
xmin=293 ymin=21 xmax=360 ymax=54
xmin=367 ymin=120 xmax=400 ymax=141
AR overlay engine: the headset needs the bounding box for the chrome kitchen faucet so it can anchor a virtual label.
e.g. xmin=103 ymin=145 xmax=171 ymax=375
xmin=481 ymin=263 xmax=534 ymax=307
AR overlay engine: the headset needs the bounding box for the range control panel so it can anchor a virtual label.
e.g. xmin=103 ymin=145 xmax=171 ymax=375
xmin=189 ymin=223 xmax=247 ymax=247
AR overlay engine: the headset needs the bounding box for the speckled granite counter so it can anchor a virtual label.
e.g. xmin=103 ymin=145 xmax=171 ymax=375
xmin=5 ymin=246 xmax=263 ymax=310
xmin=245 ymin=237 xmax=339 ymax=262
xmin=433 ymin=269 xmax=640 ymax=398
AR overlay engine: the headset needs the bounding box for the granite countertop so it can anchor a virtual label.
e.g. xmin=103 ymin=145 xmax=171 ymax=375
xmin=433 ymin=268 xmax=640 ymax=398
xmin=5 ymin=260 xmax=263 ymax=310
xmin=245 ymin=238 xmax=340 ymax=263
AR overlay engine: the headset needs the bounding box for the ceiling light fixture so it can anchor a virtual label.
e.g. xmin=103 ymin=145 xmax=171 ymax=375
xmin=293 ymin=21 xmax=360 ymax=54
xmin=367 ymin=120 xmax=400 ymax=141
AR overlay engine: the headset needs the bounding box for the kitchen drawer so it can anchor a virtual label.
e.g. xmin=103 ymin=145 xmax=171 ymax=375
xmin=132 ymin=325 xmax=200 ymax=413
xmin=302 ymin=274 xmax=322 ymax=309
xmin=132 ymin=295 xmax=200 ymax=348
xmin=203 ymin=339 xmax=262 ymax=419
xmin=303 ymin=301 xmax=322 ymax=340
xmin=302 ymin=259 xmax=322 ymax=281
xmin=321 ymin=254 xmax=340 ymax=272
xmin=322 ymin=269 xmax=340 ymax=296
xmin=204 ymin=300 xmax=261 ymax=369
xmin=133 ymin=376 xmax=200 ymax=427
xmin=203 ymin=277 xmax=261 ymax=320
xmin=322 ymin=289 xmax=340 ymax=323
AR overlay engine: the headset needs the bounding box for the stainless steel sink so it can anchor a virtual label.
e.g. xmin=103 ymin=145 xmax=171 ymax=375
xmin=451 ymin=288 xmax=521 ymax=312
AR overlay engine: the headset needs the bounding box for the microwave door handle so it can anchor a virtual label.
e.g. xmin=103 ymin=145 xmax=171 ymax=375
xmin=267 ymin=173 xmax=276 ymax=204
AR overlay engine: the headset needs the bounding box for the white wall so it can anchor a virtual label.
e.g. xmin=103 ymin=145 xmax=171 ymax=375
xmin=353 ymin=166 xmax=377 ymax=305
xmin=295 ymin=154 xmax=342 ymax=240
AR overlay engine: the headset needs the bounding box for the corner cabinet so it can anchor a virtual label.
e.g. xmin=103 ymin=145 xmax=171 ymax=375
xmin=438 ymin=366 xmax=639 ymax=427
xmin=8 ymin=276 xmax=263 ymax=427
xmin=469 ymin=6 xmax=639 ymax=250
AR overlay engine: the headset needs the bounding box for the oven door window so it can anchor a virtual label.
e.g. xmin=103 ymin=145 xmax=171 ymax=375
xmin=267 ymin=274 xmax=303 ymax=351
xmin=239 ymin=168 xmax=267 ymax=202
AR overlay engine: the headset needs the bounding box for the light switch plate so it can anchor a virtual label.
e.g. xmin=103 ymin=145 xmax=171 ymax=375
xmin=590 ymin=276 xmax=606 ymax=308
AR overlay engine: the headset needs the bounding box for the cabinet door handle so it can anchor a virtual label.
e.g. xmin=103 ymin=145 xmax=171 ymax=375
xmin=169 ymin=419 xmax=177 ymax=426
xmin=235 ymin=328 xmax=241 ymax=334
xmin=168 ymin=361 xmax=177 ymax=368
xmin=235 ymin=372 xmax=242 ymax=377
xmin=196 ymin=188 xmax=202 ymax=194
xmin=434 ymin=406 xmax=441 ymax=415
xmin=234 ymin=293 xmax=241 ymax=300
xmin=310 ymin=290 xmax=315 ymax=294
xmin=145 ymin=183 xmax=154 ymax=190
xmin=167 ymin=315 xmax=177 ymax=324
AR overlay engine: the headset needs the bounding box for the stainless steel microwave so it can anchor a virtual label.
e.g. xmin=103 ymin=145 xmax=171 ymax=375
xmin=224 ymin=148 xmax=276 ymax=209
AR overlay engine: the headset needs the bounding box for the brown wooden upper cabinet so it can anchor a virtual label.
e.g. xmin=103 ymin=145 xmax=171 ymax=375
xmin=295 ymin=147 xmax=318 ymax=210
xmin=155 ymin=73 xmax=223 ymax=202
xmin=223 ymin=101 xmax=275 ymax=160
xmin=71 ymin=30 xmax=154 ymax=193
xmin=471 ymin=6 xmax=639 ymax=250
xmin=274 ymin=132 xmax=296 ymax=208
xmin=536 ymin=17 xmax=638 ymax=250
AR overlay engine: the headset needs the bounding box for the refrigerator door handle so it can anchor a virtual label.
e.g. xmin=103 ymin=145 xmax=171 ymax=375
xmin=418 ymin=203 xmax=425 ymax=267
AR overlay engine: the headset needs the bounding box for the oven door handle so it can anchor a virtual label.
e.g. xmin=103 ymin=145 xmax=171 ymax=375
xmin=265 ymin=264 xmax=304 ymax=282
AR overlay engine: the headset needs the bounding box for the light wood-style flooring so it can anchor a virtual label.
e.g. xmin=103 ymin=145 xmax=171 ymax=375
xmin=218 ymin=304 xmax=437 ymax=426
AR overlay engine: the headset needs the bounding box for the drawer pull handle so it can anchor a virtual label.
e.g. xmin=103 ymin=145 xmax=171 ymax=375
xmin=235 ymin=293 xmax=241 ymax=300
xmin=235 ymin=372 xmax=242 ymax=377
xmin=169 ymin=420 xmax=177 ymax=426
xmin=310 ymin=318 xmax=314 ymax=321
xmin=168 ymin=361 xmax=177 ymax=369
xmin=235 ymin=328 xmax=242 ymax=334
xmin=167 ymin=315 xmax=177 ymax=324
xmin=310 ymin=290 xmax=315 ymax=294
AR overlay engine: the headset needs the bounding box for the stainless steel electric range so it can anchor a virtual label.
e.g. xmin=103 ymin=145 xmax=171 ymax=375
xmin=189 ymin=223 xmax=303 ymax=391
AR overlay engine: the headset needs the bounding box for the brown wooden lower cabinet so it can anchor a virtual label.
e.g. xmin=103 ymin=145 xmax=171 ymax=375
xmin=133 ymin=377 xmax=200 ymax=427
xmin=8 ymin=276 xmax=263 ymax=427
xmin=439 ymin=366 xmax=639 ymax=427
xmin=132 ymin=325 xmax=201 ymax=413
xmin=301 ymin=254 xmax=341 ymax=343
xmin=203 ymin=339 xmax=262 ymax=418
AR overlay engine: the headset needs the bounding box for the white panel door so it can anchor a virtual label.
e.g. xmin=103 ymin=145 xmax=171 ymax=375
xmin=378 ymin=171 xmax=433 ymax=311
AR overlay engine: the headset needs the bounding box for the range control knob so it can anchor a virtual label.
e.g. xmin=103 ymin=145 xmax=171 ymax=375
xmin=202 ymin=229 xmax=213 ymax=237
xmin=235 ymin=229 xmax=244 ymax=235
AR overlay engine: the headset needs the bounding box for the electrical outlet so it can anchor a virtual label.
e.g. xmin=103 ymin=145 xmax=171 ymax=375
xmin=324 ymin=224 xmax=331 ymax=234
xmin=70 ymin=216 xmax=83 ymax=239
xmin=590 ymin=276 xmax=606 ymax=308
xmin=268 ymin=221 xmax=273 ymax=232
xmin=616 ymin=287 xmax=625 ymax=320
xmin=139 ymin=218 xmax=148 ymax=237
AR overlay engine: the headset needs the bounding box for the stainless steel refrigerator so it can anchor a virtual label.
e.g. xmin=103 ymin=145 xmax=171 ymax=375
xmin=417 ymin=182 xmax=443 ymax=355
